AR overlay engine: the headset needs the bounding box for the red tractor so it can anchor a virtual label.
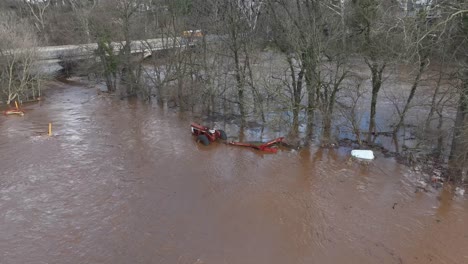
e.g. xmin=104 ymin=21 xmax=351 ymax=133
xmin=190 ymin=123 xmax=227 ymax=145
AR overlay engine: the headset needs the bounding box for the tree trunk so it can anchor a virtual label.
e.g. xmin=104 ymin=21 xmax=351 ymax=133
xmin=393 ymin=58 xmax=428 ymax=135
xmin=367 ymin=61 xmax=386 ymax=143
xmin=293 ymin=69 xmax=304 ymax=135
xmin=305 ymin=76 xmax=315 ymax=143
xmin=322 ymin=87 xmax=339 ymax=144
xmin=448 ymin=72 xmax=468 ymax=182
xmin=232 ymin=36 xmax=246 ymax=128
xmin=97 ymin=40 xmax=117 ymax=92
xmin=303 ymin=50 xmax=317 ymax=143
xmin=322 ymin=114 xmax=332 ymax=144
xmin=286 ymin=55 xmax=304 ymax=135
xmin=425 ymin=66 xmax=444 ymax=132
xmin=244 ymin=45 xmax=265 ymax=123
xmin=177 ymin=77 xmax=184 ymax=108
xmin=435 ymin=110 xmax=444 ymax=158
xmin=104 ymin=73 xmax=116 ymax=92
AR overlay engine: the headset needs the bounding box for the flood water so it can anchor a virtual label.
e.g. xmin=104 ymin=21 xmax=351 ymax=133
xmin=1 ymin=80 xmax=467 ymax=264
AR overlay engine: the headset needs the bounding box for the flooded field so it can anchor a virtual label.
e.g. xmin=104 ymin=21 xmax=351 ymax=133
xmin=0 ymin=80 xmax=467 ymax=264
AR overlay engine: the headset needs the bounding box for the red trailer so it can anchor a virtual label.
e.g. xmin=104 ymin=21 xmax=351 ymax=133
xmin=228 ymin=137 xmax=284 ymax=153
xmin=190 ymin=123 xmax=284 ymax=153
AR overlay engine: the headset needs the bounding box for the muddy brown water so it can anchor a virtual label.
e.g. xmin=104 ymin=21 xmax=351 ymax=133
xmin=1 ymin=81 xmax=467 ymax=264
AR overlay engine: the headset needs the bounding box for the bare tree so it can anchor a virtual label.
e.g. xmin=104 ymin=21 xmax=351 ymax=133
xmin=392 ymin=12 xmax=435 ymax=135
xmin=22 ymin=0 xmax=51 ymax=43
xmin=0 ymin=12 xmax=42 ymax=104
xmin=66 ymin=0 xmax=99 ymax=43
xmin=348 ymin=0 xmax=402 ymax=143
xmin=237 ymin=0 xmax=264 ymax=30
xmin=319 ymin=59 xmax=348 ymax=144
xmin=337 ymin=75 xmax=367 ymax=145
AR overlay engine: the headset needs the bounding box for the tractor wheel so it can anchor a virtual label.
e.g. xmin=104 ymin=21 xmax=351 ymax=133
xmin=197 ymin=134 xmax=210 ymax=146
xmin=218 ymin=130 xmax=227 ymax=140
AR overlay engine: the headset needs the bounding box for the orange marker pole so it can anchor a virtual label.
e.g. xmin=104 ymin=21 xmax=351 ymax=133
xmin=15 ymin=101 xmax=19 ymax=110
xmin=48 ymin=123 xmax=52 ymax=136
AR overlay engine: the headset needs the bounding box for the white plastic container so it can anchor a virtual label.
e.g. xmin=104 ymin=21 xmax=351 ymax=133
xmin=455 ymin=187 xmax=465 ymax=196
xmin=351 ymin=150 xmax=375 ymax=160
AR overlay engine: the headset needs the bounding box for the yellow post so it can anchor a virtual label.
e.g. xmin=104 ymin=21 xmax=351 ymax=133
xmin=48 ymin=123 xmax=52 ymax=136
xmin=15 ymin=101 xmax=19 ymax=110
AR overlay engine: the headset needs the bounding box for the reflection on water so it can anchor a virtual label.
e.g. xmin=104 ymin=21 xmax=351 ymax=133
xmin=0 ymin=81 xmax=467 ymax=264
